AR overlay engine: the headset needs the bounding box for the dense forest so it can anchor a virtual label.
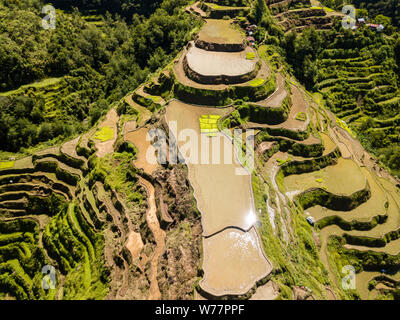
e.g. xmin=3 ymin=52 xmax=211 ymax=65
xmin=50 ymin=0 xmax=163 ymax=18
xmin=0 ymin=0 xmax=201 ymax=152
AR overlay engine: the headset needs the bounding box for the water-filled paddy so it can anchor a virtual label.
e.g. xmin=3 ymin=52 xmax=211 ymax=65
xmin=197 ymin=19 xmax=243 ymax=45
xmin=284 ymin=158 xmax=366 ymax=196
xmin=124 ymin=128 xmax=158 ymax=175
xmin=200 ymin=228 xmax=272 ymax=296
xmin=306 ymin=168 xmax=387 ymax=223
xmin=165 ymin=100 xmax=256 ymax=236
xmin=186 ymin=43 xmax=256 ymax=77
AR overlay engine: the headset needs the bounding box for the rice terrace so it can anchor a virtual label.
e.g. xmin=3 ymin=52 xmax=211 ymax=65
xmin=1 ymin=0 xmax=400 ymax=303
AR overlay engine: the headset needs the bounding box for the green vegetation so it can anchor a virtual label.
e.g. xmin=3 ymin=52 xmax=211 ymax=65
xmin=0 ymin=0 xmax=201 ymax=154
xmin=296 ymin=112 xmax=307 ymax=121
xmin=248 ymin=78 xmax=265 ymax=87
xmin=252 ymin=173 xmax=332 ymax=300
xmin=277 ymin=157 xmax=292 ymax=166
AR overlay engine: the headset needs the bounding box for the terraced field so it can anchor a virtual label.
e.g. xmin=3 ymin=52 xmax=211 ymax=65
xmin=266 ymin=0 xmax=341 ymax=32
xmin=314 ymin=39 xmax=400 ymax=178
xmin=2 ymin=0 xmax=400 ymax=301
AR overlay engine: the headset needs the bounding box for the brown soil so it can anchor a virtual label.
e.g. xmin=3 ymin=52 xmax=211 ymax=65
xmin=125 ymin=231 xmax=144 ymax=260
xmin=123 ymin=120 xmax=137 ymax=135
xmin=124 ymin=128 xmax=158 ymax=175
xmin=138 ymin=177 xmax=165 ymax=300
xmin=250 ymin=281 xmax=279 ymax=300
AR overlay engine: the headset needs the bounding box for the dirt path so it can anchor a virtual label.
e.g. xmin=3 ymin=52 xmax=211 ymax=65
xmin=185 ymin=1 xmax=206 ymax=17
xmin=255 ymin=73 xmax=287 ymax=108
xmin=138 ymin=177 xmax=165 ymax=300
xmin=125 ymin=231 xmax=144 ymax=260
xmin=61 ymin=136 xmax=87 ymax=163
xmin=125 ymin=94 xmax=152 ymax=127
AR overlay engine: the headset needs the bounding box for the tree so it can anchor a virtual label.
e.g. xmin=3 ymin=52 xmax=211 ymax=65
xmin=252 ymin=0 xmax=267 ymax=23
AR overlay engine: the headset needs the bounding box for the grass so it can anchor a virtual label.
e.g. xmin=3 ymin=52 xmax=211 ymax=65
xmin=310 ymin=6 xmax=334 ymax=13
xmin=248 ymin=78 xmax=265 ymax=87
xmin=276 ymin=157 xmax=291 ymax=166
xmin=94 ymin=127 xmax=114 ymax=142
xmin=251 ymin=173 xmax=333 ymax=300
xmin=335 ymin=117 xmax=356 ymax=138
xmin=0 ymin=78 xmax=63 ymax=96
xmin=148 ymin=95 xmax=162 ymax=103
xmin=246 ymin=52 xmax=256 ymax=60
xmin=205 ymin=2 xmax=246 ymax=10
xmin=0 ymin=161 xmax=15 ymax=169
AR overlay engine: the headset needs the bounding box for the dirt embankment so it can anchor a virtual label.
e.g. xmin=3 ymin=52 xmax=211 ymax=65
xmin=138 ymin=177 xmax=165 ymax=300
xmin=154 ymin=164 xmax=203 ymax=299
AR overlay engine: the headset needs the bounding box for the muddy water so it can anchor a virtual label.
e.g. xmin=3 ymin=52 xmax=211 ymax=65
xmin=200 ymin=228 xmax=272 ymax=296
xmin=284 ymin=158 xmax=366 ymax=196
xmin=124 ymin=128 xmax=158 ymax=175
xmin=198 ymin=19 xmax=243 ymax=44
xmin=306 ymin=168 xmax=387 ymax=222
xmin=165 ymin=100 xmax=256 ymax=236
xmin=250 ymin=281 xmax=279 ymax=300
xmin=166 ymin=100 xmax=272 ymax=296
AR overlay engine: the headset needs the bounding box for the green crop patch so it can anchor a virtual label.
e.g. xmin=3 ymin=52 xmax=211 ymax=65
xmin=94 ymin=127 xmax=114 ymax=142
xmin=249 ymin=78 xmax=265 ymax=87
xmin=246 ymin=52 xmax=256 ymax=60
xmin=199 ymin=115 xmax=221 ymax=137
xmin=0 ymin=161 xmax=15 ymax=169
